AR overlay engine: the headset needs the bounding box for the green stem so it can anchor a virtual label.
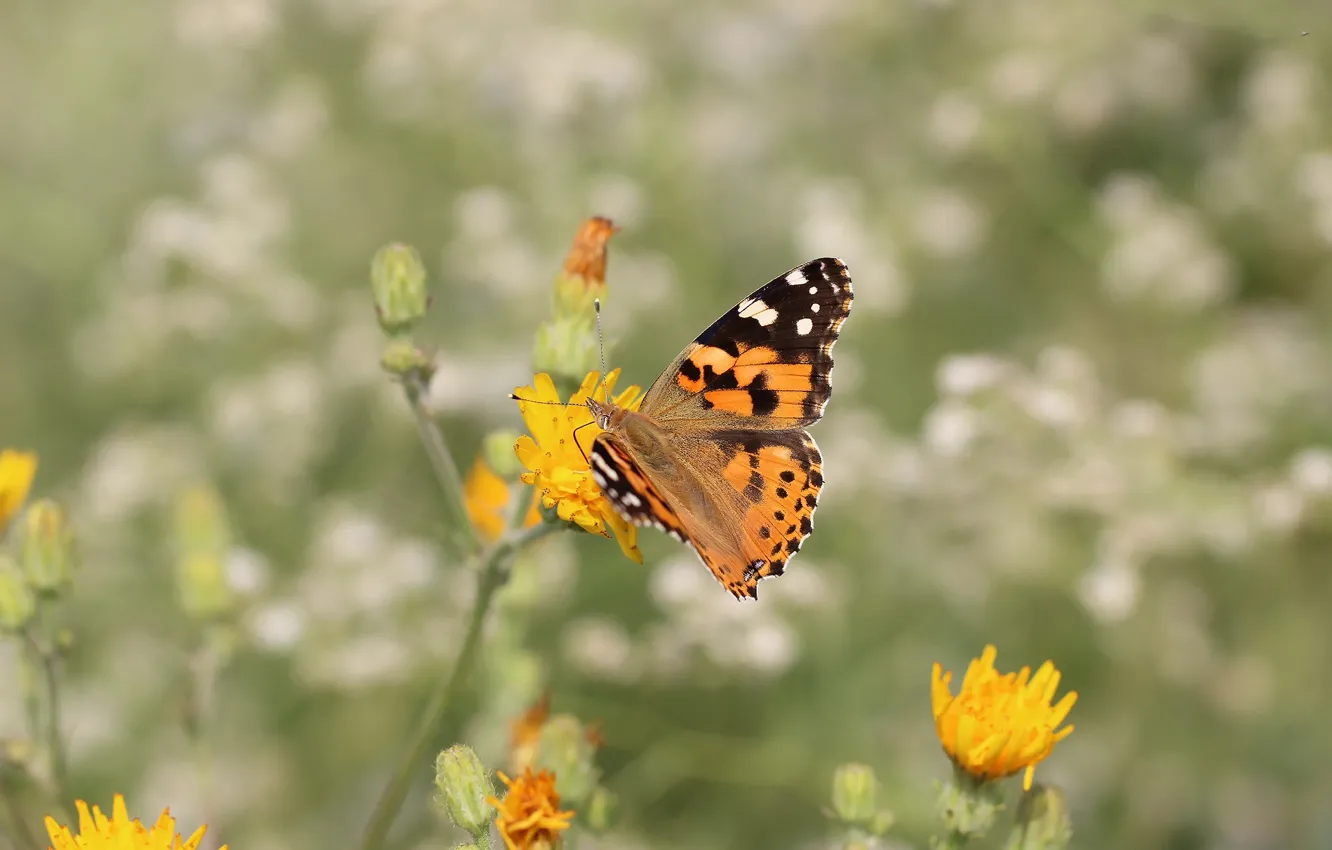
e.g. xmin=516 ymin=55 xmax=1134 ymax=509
xmin=21 ymin=627 xmax=66 ymax=807
xmin=403 ymin=374 xmax=479 ymax=556
xmin=358 ymin=522 xmax=561 ymax=850
xmin=189 ymin=632 xmax=224 ymax=850
xmin=0 ymin=788 xmax=40 ymax=850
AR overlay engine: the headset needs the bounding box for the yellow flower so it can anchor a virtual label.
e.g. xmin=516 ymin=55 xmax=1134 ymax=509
xmin=487 ymin=768 xmax=575 ymax=850
xmin=0 ymin=449 xmax=38 ymax=532
xmin=512 ymin=370 xmax=643 ymax=563
xmin=45 ymin=794 xmax=226 ymax=850
xmin=931 ymin=644 xmax=1077 ymax=791
xmin=464 ymin=456 xmax=541 ymax=544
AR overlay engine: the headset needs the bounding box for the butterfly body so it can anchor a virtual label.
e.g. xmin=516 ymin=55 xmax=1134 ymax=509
xmin=587 ymin=258 xmax=853 ymax=599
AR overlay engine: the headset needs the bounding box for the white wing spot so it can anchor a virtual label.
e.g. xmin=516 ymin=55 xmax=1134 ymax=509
xmin=810 ymin=303 xmax=820 ymax=313
xmin=808 ymin=286 xmax=818 ymax=295
xmin=591 ymin=451 xmax=620 ymax=481
xmin=796 ymin=317 xmax=814 ymax=336
xmin=786 ymin=269 xmax=807 ymax=286
xmin=738 ymin=298 xmax=779 ymax=326
xmin=622 ymin=492 xmax=643 ymax=508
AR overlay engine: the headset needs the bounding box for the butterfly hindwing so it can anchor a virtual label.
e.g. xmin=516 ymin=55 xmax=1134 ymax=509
xmin=641 ymin=257 xmax=853 ymax=428
xmin=713 ymin=430 xmax=824 ymax=598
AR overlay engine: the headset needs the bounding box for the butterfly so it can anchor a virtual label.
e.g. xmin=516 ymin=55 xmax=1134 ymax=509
xmin=586 ymin=258 xmax=853 ymax=599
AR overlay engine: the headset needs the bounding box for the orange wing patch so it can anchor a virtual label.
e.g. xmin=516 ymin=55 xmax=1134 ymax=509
xmin=715 ymin=433 xmax=824 ymax=599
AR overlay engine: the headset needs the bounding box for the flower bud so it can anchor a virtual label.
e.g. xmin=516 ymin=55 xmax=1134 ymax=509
xmin=370 ymin=243 xmax=430 ymax=336
xmin=0 ymin=555 xmax=36 ymax=633
xmin=832 ymin=763 xmax=879 ymax=826
xmin=21 ymin=499 xmax=77 ymax=594
xmin=554 ymin=217 xmax=618 ymax=316
xmin=434 ymin=744 xmax=494 ymax=838
xmin=379 ymin=339 xmax=436 ymax=382
xmin=1005 ymin=784 xmax=1072 ymax=850
xmin=483 ymin=431 xmax=525 ymax=481
xmin=537 ymin=715 xmax=601 ymax=807
xmin=0 ymin=449 xmax=37 ymax=532
xmin=585 ymin=786 xmax=616 ymax=832
xmin=532 ymin=316 xmax=601 ymax=396
xmin=936 ymin=767 xmax=1004 ymax=840
xmin=173 ymin=485 xmax=234 ymax=620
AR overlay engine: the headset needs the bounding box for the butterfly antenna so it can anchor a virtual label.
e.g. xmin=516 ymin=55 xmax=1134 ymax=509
xmin=592 ymin=298 xmax=609 ymax=397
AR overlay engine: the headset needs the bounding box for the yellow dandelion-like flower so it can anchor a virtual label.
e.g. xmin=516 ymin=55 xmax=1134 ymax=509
xmin=487 ymin=767 xmax=575 ymax=850
xmin=931 ymin=644 xmax=1077 ymax=791
xmin=45 ymin=794 xmax=227 ymax=850
xmin=0 ymin=449 xmax=38 ymax=532
xmin=463 ymin=456 xmax=541 ymax=544
xmin=512 ymin=370 xmax=643 ymax=563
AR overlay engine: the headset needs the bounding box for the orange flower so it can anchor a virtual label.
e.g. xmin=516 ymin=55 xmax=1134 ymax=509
xmin=560 ymin=217 xmax=620 ymax=297
xmin=463 ymin=456 xmax=541 ymax=544
xmin=487 ymin=768 xmax=575 ymax=850
xmin=931 ymin=645 xmax=1077 ymax=791
xmin=510 ymin=692 xmax=552 ymax=772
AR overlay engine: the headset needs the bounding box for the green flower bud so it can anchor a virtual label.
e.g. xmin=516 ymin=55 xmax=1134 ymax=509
xmin=0 ymin=555 xmax=36 ymax=633
xmin=585 ymin=786 xmax=616 ymax=832
xmin=532 ymin=316 xmax=601 ymax=394
xmin=433 ymin=744 xmax=494 ymax=838
xmin=1005 ymin=784 xmax=1072 ymax=850
xmin=935 ymin=767 xmax=1005 ymax=842
xmin=173 ymin=486 xmax=234 ymax=620
xmin=832 ymin=763 xmax=879 ymax=826
xmin=537 ymin=715 xmax=601 ymax=807
xmin=379 ymin=339 xmax=436 ymax=383
xmin=483 ymin=431 xmax=525 ymax=481
xmin=21 ymin=499 xmax=77 ymax=594
xmin=371 ymin=243 xmax=430 ymax=336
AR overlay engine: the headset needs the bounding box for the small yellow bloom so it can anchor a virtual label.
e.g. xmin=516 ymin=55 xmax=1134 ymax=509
xmin=45 ymin=794 xmax=226 ymax=850
xmin=512 ymin=370 xmax=643 ymax=563
xmin=464 ymin=456 xmax=541 ymax=544
xmin=931 ymin=644 xmax=1077 ymax=791
xmin=487 ymin=768 xmax=575 ymax=850
xmin=0 ymin=449 xmax=38 ymax=532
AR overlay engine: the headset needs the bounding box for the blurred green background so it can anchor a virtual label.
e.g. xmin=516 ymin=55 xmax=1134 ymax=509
xmin=3 ymin=0 xmax=1332 ymax=848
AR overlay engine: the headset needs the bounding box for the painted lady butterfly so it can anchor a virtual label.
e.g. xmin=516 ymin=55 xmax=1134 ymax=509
xmin=587 ymin=258 xmax=853 ymax=599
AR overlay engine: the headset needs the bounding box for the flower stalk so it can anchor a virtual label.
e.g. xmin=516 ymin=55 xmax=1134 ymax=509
xmin=359 ymin=513 xmax=561 ymax=850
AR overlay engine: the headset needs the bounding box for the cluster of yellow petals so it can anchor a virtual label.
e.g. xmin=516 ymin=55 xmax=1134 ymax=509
xmin=931 ymin=644 xmax=1077 ymax=791
xmin=487 ymin=767 xmax=575 ymax=850
xmin=45 ymin=794 xmax=225 ymax=850
xmin=0 ymin=448 xmax=37 ymax=532
xmin=512 ymin=370 xmax=643 ymax=562
xmin=463 ymin=456 xmax=542 ymax=544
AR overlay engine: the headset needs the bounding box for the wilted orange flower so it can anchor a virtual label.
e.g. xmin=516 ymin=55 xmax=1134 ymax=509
xmin=0 ymin=449 xmax=37 ymax=532
xmin=510 ymin=692 xmax=552 ymax=771
xmin=463 ymin=456 xmax=541 ymax=543
xmin=561 ymin=217 xmax=620 ymax=295
xmin=487 ymin=768 xmax=575 ymax=850
xmin=512 ymin=370 xmax=643 ymax=562
xmin=931 ymin=644 xmax=1077 ymax=791
xmin=45 ymin=793 xmax=226 ymax=850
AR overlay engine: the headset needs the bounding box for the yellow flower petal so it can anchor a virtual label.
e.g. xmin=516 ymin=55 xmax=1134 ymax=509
xmin=511 ymin=370 xmax=643 ymax=563
xmin=0 ymin=449 xmax=38 ymax=531
xmin=44 ymin=794 xmax=227 ymax=850
xmin=931 ymin=645 xmax=1077 ymax=789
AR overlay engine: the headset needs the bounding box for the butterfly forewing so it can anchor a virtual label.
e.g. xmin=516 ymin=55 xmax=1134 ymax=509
xmin=641 ymin=257 xmax=853 ymax=428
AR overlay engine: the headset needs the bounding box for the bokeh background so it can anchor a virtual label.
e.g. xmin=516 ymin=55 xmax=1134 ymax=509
xmin=3 ymin=0 xmax=1331 ymax=848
